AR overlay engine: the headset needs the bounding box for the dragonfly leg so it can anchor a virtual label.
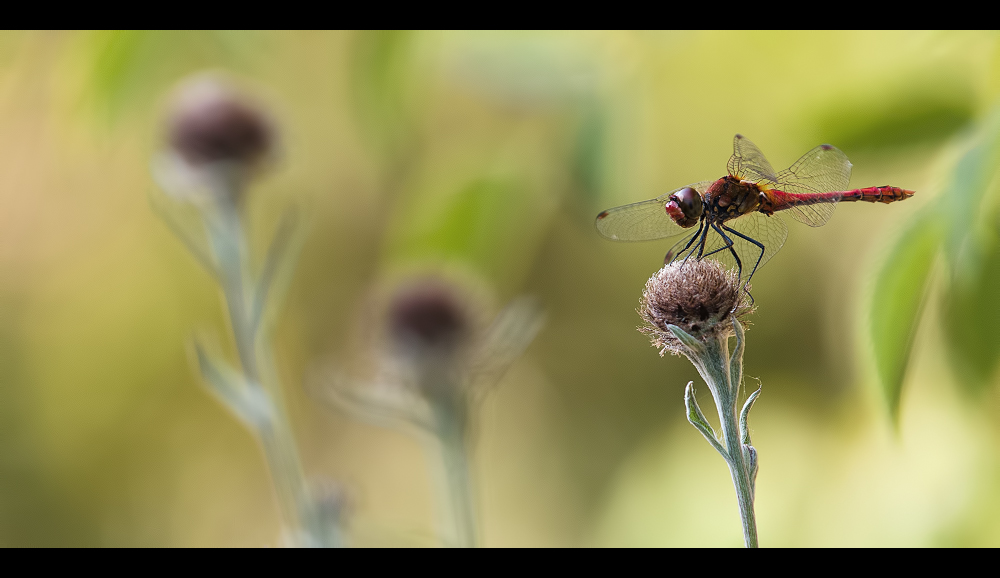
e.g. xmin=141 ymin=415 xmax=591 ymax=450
xmin=681 ymin=220 xmax=710 ymax=265
xmin=721 ymin=223 xmax=766 ymax=303
xmin=669 ymin=220 xmax=704 ymax=265
xmin=694 ymin=220 xmax=712 ymax=259
xmin=712 ymin=223 xmax=754 ymax=307
xmin=710 ymin=223 xmax=743 ymax=280
xmin=680 ymin=238 xmax=700 ymax=263
xmin=702 ymin=244 xmax=732 ymax=258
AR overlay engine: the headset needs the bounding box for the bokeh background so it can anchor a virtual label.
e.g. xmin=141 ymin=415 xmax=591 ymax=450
xmin=1 ymin=30 xmax=1000 ymax=546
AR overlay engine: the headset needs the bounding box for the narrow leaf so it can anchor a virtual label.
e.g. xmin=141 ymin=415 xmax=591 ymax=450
xmin=148 ymin=188 xmax=219 ymax=280
xmin=730 ymin=317 xmax=746 ymax=398
xmin=942 ymin=225 xmax=1000 ymax=393
xmin=938 ymin=109 xmax=1000 ymax=394
xmin=668 ymin=324 xmax=705 ymax=357
xmin=251 ymin=207 xmax=301 ymax=335
xmin=743 ymin=444 xmax=758 ymax=494
xmin=350 ymin=30 xmax=418 ymax=158
xmin=684 ymin=382 xmax=727 ymax=459
xmin=195 ymin=343 xmax=272 ymax=427
xmin=869 ymin=208 xmax=942 ymax=423
xmin=310 ymin=367 xmax=435 ymax=433
xmin=739 ymin=387 xmax=761 ymax=446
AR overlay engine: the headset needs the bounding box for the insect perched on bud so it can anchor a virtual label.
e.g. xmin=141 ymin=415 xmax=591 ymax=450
xmin=636 ymin=259 xmax=760 ymax=547
xmin=597 ymin=134 xmax=914 ymax=301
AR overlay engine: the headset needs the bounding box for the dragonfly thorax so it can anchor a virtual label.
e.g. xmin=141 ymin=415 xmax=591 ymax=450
xmin=705 ymin=176 xmax=762 ymax=223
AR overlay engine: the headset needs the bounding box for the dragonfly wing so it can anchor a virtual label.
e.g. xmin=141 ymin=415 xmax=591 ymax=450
xmin=780 ymin=195 xmax=839 ymax=227
xmin=724 ymin=212 xmax=787 ymax=276
xmin=687 ymin=213 xmax=787 ymax=280
xmin=595 ymin=182 xmax=713 ymax=242
xmin=728 ymin=134 xmax=779 ymax=184
xmin=664 ymin=227 xmax=704 ymax=263
xmin=774 ymin=144 xmax=852 ymax=227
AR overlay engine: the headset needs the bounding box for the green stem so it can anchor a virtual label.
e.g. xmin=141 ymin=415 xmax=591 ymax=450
xmin=430 ymin=391 xmax=477 ymax=548
xmin=688 ymin=333 xmax=758 ymax=548
xmin=204 ymin=194 xmax=313 ymax=546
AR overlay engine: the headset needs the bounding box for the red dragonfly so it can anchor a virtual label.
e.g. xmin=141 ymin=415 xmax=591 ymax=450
xmin=595 ymin=134 xmax=914 ymax=297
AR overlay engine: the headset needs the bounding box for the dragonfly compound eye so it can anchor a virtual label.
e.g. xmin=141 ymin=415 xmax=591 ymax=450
xmin=665 ymin=187 xmax=703 ymax=228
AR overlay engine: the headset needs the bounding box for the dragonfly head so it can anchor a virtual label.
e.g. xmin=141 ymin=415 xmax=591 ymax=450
xmin=665 ymin=187 xmax=703 ymax=228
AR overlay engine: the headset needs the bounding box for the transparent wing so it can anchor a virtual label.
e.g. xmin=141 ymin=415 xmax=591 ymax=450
xmin=664 ymin=227 xmax=703 ymax=263
xmin=595 ymin=181 xmax=713 ymax=242
xmin=668 ymin=213 xmax=787 ymax=280
xmin=773 ymin=144 xmax=852 ymax=227
xmin=468 ymin=297 xmax=544 ymax=394
xmin=718 ymin=212 xmax=788 ymax=277
xmin=727 ymin=134 xmax=778 ymax=184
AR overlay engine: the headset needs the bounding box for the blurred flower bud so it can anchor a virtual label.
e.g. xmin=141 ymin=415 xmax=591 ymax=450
xmin=387 ymin=280 xmax=471 ymax=360
xmin=317 ymin=275 xmax=542 ymax=443
xmin=639 ymin=260 xmax=751 ymax=355
xmin=153 ymin=75 xmax=278 ymax=204
xmin=167 ymin=75 xmax=274 ymax=168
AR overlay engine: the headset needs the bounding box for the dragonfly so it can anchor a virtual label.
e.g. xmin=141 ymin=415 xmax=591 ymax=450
xmin=595 ymin=134 xmax=914 ymax=299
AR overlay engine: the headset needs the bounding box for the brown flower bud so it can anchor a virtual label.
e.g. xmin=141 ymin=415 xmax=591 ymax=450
xmin=167 ymin=76 xmax=274 ymax=168
xmin=387 ymin=280 xmax=470 ymax=357
xmin=638 ymin=260 xmax=751 ymax=355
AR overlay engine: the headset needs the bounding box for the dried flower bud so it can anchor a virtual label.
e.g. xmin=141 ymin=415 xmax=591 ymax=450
xmin=387 ymin=280 xmax=470 ymax=358
xmin=638 ymin=260 xmax=751 ymax=355
xmin=167 ymin=76 xmax=274 ymax=168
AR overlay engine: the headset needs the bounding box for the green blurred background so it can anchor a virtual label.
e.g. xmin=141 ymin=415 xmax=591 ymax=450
xmin=1 ymin=30 xmax=1000 ymax=546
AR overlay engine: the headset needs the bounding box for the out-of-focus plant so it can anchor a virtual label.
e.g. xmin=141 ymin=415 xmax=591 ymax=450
xmin=150 ymin=74 xmax=344 ymax=547
xmin=320 ymin=277 xmax=543 ymax=547
xmin=638 ymin=261 xmax=759 ymax=547
xmin=869 ymin=106 xmax=1000 ymax=422
xmin=77 ymin=30 xmax=264 ymax=125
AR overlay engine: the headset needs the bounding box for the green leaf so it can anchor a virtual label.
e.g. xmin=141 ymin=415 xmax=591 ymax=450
xmin=739 ymin=387 xmax=760 ymax=446
xmin=730 ymin=317 xmax=746 ymax=397
xmin=350 ymin=30 xmax=418 ymax=158
xmin=79 ymin=30 xmax=263 ymax=124
xmin=194 ymin=343 xmax=272 ymax=428
xmin=385 ymin=176 xmax=553 ymax=291
xmin=870 ymin=105 xmax=1000 ymax=413
xmin=85 ymin=30 xmax=155 ymax=119
xmin=251 ymin=208 xmax=303 ymax=336
xmin=869 ymin=208 xmax=942 ymax=423
xmin=147 ymin=187 xmax=219 ymax=281
xmin=935 ymin=106 xmax=1000 ymax=394
xmin=572 ymin=100 xmax=607 ymax=204
xmin=684 ymin=382 xmax=727 ymax=459
xmin=815 ymin=86 xmax=974 ymax=152
xmin=667 ymin=324 xmax=704 ymax=356
xmin=942 ymin=222 xmax=1000 ymax=394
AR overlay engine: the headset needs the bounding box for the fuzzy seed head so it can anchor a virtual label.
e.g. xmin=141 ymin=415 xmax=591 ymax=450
xmin=167 ymin=77 xmax=274 ymax=168
xmin=638 ymin=260 xmax=752 ymax=355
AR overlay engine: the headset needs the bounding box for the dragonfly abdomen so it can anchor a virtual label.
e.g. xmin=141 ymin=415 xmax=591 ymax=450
xmin=763 ymin=186 xmax=914 ymax=213
xmin=837 ymin=186 xmax=915 ymax=204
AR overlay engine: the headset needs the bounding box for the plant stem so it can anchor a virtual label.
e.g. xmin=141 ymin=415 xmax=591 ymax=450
xmin=205 ymin=194 xmax=313 ymax=546
xmin=692 ymin=335 xmax=758 ymax=548
xmin=429 ymin=390 xmax=477 ymax=548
